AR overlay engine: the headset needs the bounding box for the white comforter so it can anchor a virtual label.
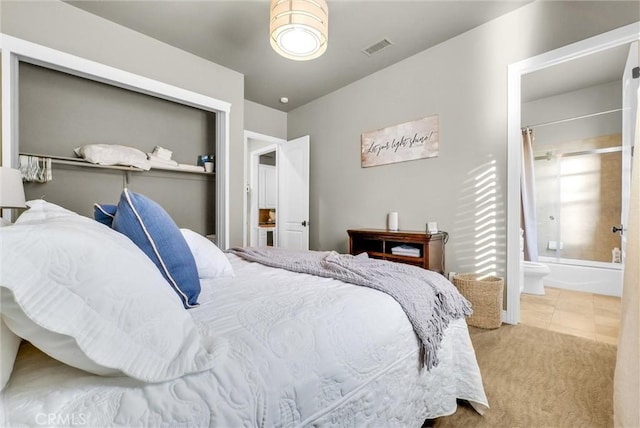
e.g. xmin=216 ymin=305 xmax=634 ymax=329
xmin=1 ymin=254 xmax=488 ymax=427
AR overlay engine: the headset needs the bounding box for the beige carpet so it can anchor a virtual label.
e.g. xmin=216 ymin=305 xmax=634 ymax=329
xmin=433 ymin=324 xmax=617 ymax=428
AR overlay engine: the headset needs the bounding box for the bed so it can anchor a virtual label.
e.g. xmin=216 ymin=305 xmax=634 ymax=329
xmin=0 ymin=194 xmax=488 ymax=427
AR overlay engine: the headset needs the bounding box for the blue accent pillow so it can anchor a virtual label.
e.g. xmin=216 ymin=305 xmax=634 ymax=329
xmin=112 ymin=189 xmax=200 ymax=308
xmin=93 ymin=203 xmax=117 ymax=227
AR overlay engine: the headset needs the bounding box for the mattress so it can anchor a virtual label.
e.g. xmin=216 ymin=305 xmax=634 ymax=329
xmin=0 ymin=254 xmax=488 ymax=427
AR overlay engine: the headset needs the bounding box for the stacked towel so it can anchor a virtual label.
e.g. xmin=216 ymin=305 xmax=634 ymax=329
xmin=146 ymin=146 xmax=205 ymax=172
xmin=147 ymin=159 xmax=206 ymax=172
xmin=176 ymin=164 xmax=207 ymax=173
xmin=152 ymin=146 xmax=173 ymax=161
xmin=147 ymin=153 xmax=179 ymax=168
xmin=391 ymin=245 xmax=421 ymax=257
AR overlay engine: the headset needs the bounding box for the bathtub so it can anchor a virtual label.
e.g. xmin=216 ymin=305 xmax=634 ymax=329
xmin=538 ymin=256 xmax=623 ymax=297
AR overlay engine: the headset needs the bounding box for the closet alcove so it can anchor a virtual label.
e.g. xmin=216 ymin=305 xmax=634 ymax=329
xmin=0 ymin=33 xmax=231 ymax=244
xmin=19 ymin=62 xmax=216 ymax=236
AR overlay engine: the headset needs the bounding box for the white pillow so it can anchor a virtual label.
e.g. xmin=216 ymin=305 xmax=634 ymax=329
xmin=0 ymin=200 xmax=216 ymax=382
xmin=74 ymin=144 xmax=151 ymax=170
xmin=180 ymin=228 xmax=234 ymax=279
xmin=13 ymin=198 xmax=77 ymax=224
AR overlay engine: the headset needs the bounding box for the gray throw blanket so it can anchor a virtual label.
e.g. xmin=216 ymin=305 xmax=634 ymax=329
xmin=227 ymin=246 xmax=472 ymax=370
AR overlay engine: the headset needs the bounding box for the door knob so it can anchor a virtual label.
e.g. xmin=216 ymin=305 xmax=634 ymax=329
xmin=612 ymin=225 xmax=623 ymax=235
xmin=301 ymin=220 xmax=309 ymax=227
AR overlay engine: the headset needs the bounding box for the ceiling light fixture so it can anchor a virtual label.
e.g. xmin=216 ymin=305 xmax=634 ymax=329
xmin=270 ymin=0 xmax=328 ymax=61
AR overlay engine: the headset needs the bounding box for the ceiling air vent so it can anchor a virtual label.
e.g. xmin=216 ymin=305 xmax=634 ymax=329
xmin=362 ymin=38 xmax=393 ymax=57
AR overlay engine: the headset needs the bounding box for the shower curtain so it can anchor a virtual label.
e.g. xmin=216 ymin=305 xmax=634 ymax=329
xmin=521 ymin=128 xmax=539 ymax=261
xmin=614 ymin=92 xmax=639 ymax=428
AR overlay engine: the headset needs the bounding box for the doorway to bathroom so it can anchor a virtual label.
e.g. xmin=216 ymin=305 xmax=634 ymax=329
xmin=505 ymin=24 xmax=639 ymax=326
xmin=515 ymin=40 xmax=638 ymax=343
xmin=520 ymin=42 xmax=636 ymax=299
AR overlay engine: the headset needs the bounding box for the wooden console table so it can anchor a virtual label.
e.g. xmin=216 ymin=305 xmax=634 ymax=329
xmin=347 ymin=228 xmax=445 ymax=273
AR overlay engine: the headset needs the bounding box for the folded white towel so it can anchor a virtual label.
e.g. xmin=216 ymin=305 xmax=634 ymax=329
xmin=149 ymin=160 xmax=178 ymax=170
xmin=391 ymin=245 xmax=420 ymax=257
xmin=152 ymin=146 xmax=173 ymax=161
xmin=147 ymin=153 xmax=178 ymax=167
xmin=391 ymin=250 xmax=420 ymax=257
xmin=148 ymin=159 xmax=205 ymax=173
xmin=177 ymin=164 xmax=206 ymax=173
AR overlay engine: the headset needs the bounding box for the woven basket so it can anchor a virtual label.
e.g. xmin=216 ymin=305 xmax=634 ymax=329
xmin=453 ymin=273 xmax=504 ymax=329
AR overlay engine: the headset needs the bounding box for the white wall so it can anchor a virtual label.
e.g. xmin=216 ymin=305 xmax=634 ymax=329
xmin=0 ymin=0 xmax=247 ymax=246
xmin=522 ymin=80 xmax=622 ymax=147
xmin=287 ymin=1 xmax=639 ymax=281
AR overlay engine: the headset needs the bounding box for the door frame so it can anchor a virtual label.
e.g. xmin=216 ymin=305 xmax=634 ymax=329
xmin=621 ymin=41 xmax=639 ymax=262
xmin=243 ymin=130 xmax=286 ymax=246
xmin=505 ymin=22 xmax=640 ymax=324
xmin=1 ymin=34 xmax=231 ymax=247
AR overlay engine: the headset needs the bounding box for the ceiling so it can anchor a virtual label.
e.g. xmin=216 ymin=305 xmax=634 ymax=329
xmin=67 ymin=0 xmax=530 ymax=111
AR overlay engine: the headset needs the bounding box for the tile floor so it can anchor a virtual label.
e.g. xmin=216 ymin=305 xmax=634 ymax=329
xmin=520 ymin=286 xmax=621 ymax=345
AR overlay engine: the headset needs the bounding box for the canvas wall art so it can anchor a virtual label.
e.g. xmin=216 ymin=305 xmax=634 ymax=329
xmin=361 ymin=115 xmax=439 ymax=167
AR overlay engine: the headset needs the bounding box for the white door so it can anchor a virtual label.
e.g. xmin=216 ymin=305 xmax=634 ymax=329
xmin=621 ymin=41 xmax=639 ymax=262
xmin=278 ymin=135 xmax=310 ymax=250
xmin=258 ymin=228 xmax=267 ymax=247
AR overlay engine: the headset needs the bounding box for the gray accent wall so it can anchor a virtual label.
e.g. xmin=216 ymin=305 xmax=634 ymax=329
xmin=1 ymin=0 xmax=245 ymax=245
xmin=244 ymin=100 xmax=287 ymax=140
xmin=287 ymin=1 xmax=639 ymax=279
xmin=18 ymin=63 xmax=215 ymax=234
xmin=19 ymin=63 xmax=215 ymax=166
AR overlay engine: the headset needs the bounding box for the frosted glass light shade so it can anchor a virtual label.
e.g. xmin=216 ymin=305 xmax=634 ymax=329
xmin=270 ymin=0 xmax=328 ymax=61
xmin=0 ymin=167 xmax=26 ymax=208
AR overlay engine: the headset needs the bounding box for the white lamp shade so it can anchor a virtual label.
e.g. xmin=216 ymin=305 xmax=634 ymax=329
xmin=270 ymin=0 xmax=328 ymax=61
xmin=0 ymin=167 xmax=26 ymax=208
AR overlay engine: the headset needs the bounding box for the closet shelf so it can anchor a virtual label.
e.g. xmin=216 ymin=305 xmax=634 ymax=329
xmin=19 ymin=153 xmax=214 ymax=175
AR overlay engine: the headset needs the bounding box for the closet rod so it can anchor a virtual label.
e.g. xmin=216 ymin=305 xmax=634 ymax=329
xmin=523 ymin=108 xmax=622 ymax=130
